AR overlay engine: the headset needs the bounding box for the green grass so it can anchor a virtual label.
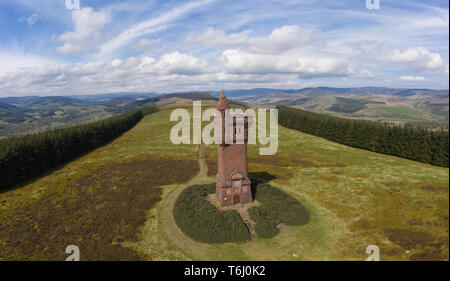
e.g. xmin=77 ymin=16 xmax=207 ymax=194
xmin=0 ymin=105 xmax=448 ymax=260
xmin=327 ymin=97 xmax=385 ymax=114
xmin=365 ymin=105 xmax=426 ymax=116
xmin=304 ymin=99 xmax=447 ymax=126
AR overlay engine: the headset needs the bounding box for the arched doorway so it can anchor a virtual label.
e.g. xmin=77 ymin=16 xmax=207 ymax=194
xmin=233 ymin=195 xmax=240 ymax=204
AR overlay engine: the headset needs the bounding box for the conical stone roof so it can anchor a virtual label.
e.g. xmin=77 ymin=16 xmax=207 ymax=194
xmin=216 ymin=90 xmax=230 ymax=110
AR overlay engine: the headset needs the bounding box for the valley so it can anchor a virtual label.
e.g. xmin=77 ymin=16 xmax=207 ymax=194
xmin=234 ymin=87 xmax=449 ymax=127
xmin=0 ymin=104 xmax=447 ymax=261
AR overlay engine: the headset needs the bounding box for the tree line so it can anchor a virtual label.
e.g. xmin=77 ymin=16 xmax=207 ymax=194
xmin=277 ymin=105 xmax=449 ymax=167
xmin=0 ymin=105 xmax=158 ymax=190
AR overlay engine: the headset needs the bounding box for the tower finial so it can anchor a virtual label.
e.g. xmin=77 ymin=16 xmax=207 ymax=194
xmin=216 ymin=89 xmax=229 ymax=110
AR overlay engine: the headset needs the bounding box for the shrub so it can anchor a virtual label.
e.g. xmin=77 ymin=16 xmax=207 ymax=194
xmin=173 ymin=184 xmax=251 ymax=243
xmin=249 ymin=182 xmax=310 ymax=238
xmin=248 ymin=208 xmax=280 ymax=238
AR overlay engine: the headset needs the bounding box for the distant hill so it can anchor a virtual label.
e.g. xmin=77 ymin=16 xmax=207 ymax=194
xmin=1 ymin=87 xmax=448 ymax=136
xmin=25 ymin=96 xmax=89 ymax=107
xmin=0 ymin=102 xmax=29 ymax=123
xmin=0 ymin=95 xmax=157 ymax=137
xmin=159 ymin=92 xmax=218 ymax=100
xmin=0 ymin=96 xmax=40 ymax=104
xmin=0 ymin=92 xmax=241 ymax=137
xmin=149 ymin=92 xmax=244 ymax=106
xmin=102 ymin=97 xmax=136 ymax=106
xmin=233 ymin=87 xmax=449 ymax=127
xmin=226 ymin=87 xmax=448 ymax=99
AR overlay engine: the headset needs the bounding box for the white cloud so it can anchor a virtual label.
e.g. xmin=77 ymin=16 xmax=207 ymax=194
xmin=185 ymin=25 xmax=351 ymax=79
xmin=98 ymin=0 xmax=216 ymax=57
xmin=0 ymin=51 xmax=58 ymax=76
xmin=27 ymin=14 xmax=39 ymax=25
xmin=131 ymin=38 xmax=162 ymax=51
xmin=379 ymin=47 xmax=444 ymax=72
xmin=355 ymin=69 xmax=375 ymax=78
xmin=399 ymin=75 xmax=426 ymax=82
xmin=57 ymin=7 xmax=110 ymax=54
xmin=2 ymin=2 xmax=449 ymax=95
xmin=0 ymin=52 xmax=212 ymax=96
xmin=185 ymin=25 xmax=317 ymax=54
xmin=152 ymin=52 xmax=211 ymax=75
xmin=220 ymin=49 xmax=353 ymax=78
xmin=18 ymin=13 xmax=40 ymax=25
xmin=185 ymin=28 xmax=252 ymax=47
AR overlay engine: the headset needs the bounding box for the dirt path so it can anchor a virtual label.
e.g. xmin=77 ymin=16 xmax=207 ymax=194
xmin=156 ymin=144 xmax=218 ymax=260
xmin=235 ymin=205 xmax=256 ymax=236
xmin=188 ymin=144 xmax=208 ymax=184
xmin=204 ymin=192 xmax=258 ymax=236
xmin=130 ymin=144 xmax=217 ymax=260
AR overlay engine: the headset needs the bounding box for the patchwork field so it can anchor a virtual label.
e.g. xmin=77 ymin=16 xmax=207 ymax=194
xmin=0 ymin=105 xmax=448 ymax=261
xmin=243 ymin=89 xmax=449 ymax=127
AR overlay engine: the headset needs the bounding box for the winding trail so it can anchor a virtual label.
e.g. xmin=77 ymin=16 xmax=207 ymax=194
xmin=187 ymin=144 xmax=208 ymax=184
xmin=149 ymin=144 xmax=216 ymax=260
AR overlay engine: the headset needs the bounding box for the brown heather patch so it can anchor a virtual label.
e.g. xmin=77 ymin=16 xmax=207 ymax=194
xmin=409 ymin=236 xmax=449 ymax=261
xmin=0 ymin=158 xmax=197 ymax=261
xmin=203 ymin=144 xmax=216 ymax=159
xmin=248 ymin=164 xmax=294 ymax=183
xmin=248 ymin=154 xmax=346 ymax=169
xmin=322 ymin=200 xmax=358 ymax=219
xmin=407 ymin=218 xmax=423 ymax=226
xmin=206 ymin=160 xmax=217 ymax=177
xmin=421 ymin=185 xmax=437 ymax=192
xmin=382 ymin=180 xmax=414 ymax=189
xmin=274 ymin=169 xmax=294 ymax=182
xmin=350 ymin=218 xmax=371 ymax=230
xmin=421 ymin=184 xmax=449 ymax=193
xmin=410 ymin=248 xmax=447 ymax=261
xmin=383 ymin=228 xmax=433 ymax=250
xmin=314 ymin=175 xmax=340 ymax=182
xmin=383 ymin=247 xmax=404 ymax=257
xmin=319 ymin=163 xmax=347 ymax=168
xmin=203 ymin=145 xmax=217 ymax=178
xmin=443 ymin=215 xmax=449 ymax=228
xmin=331 ymin=169 xmax=345 ymax=175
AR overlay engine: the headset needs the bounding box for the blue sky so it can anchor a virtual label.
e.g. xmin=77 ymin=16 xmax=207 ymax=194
xmin=0 ymin=0 xmax=448 ymax=96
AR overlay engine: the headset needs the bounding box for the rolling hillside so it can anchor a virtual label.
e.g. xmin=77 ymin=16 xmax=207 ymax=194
xmin=2 ymin=87 xmax=447 ymax=137
xmin=232 ymin=87 xmax=449 ymax=127
xmin=0 ymin=103 xmax=447 ymax=261
xmin=0 ymin=96 xmax=113 ymax=137
xmin=0 ymin=93 xmax=221 ymax=137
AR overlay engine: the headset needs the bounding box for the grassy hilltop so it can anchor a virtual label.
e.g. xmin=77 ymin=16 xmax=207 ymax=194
xmin=0 ymin=103 xmax=448 ymax=261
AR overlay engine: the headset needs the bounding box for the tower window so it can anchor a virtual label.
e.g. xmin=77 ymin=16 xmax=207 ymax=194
xmin=231 ymin=172 xmax=243 ymax=193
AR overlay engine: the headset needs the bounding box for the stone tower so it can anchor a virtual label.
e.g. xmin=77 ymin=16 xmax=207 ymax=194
xmin=215 ymin=90 xmax=252 ymax=206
